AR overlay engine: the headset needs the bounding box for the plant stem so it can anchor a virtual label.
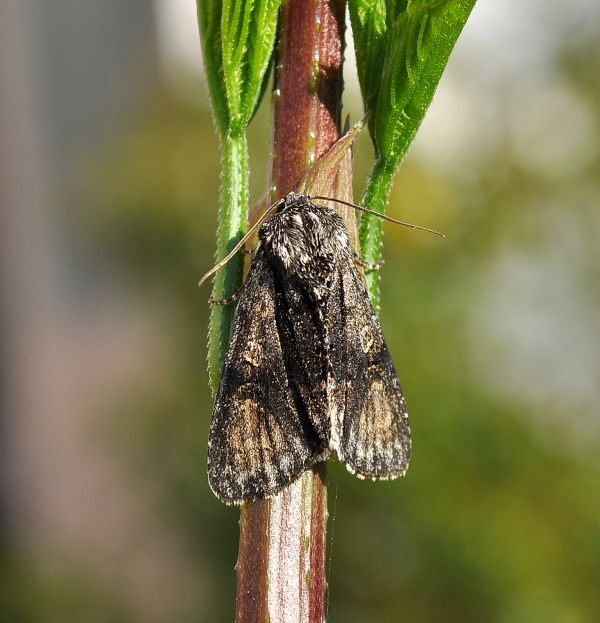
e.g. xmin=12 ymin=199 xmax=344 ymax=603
xmin=235 ymin=1 xmax=346 ymax=621
xmin=359 ymin=156 xmax=396 ymax=312
xmin=207 ymin=132 xmax=249 ymax=393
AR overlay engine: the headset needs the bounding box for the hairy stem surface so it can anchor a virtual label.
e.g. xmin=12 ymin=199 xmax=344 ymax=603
xmin=235 ymin=1 xmax=346 ymax=621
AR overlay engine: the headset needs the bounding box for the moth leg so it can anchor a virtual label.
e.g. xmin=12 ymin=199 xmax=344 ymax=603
xmin=209 ymin=283 xmax=245 ymax=306
xmin=355 ymin=256 xmax=384 ymax=271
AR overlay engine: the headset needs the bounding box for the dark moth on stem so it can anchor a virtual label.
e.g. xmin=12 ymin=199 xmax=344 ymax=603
xmin=205 ymin=192 xmax=411 ymax=505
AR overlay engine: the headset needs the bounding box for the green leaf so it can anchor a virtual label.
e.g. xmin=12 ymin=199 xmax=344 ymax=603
xmin=199 ymin=0 xmax=282 ymax=138
xmin=197 ymin=1 xmax=228 ymax=135
xmin=348 ymin=1 xmax=387 ymax=119
xmin=374 ymin=0 xmax=476 ymax=165
xmin=349 ymin=0 xmax=476 ymax=308
xmin=243 ymin=1 xmax=281 ymax=122
xmin=385 ymin=1 xmax=410 ymax=24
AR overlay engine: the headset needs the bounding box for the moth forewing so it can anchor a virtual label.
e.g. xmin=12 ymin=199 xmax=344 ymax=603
xmin=324 ymin=257 xmax=411 ymax=480
xmin=207 ymin=250 xmax=328 ymax=505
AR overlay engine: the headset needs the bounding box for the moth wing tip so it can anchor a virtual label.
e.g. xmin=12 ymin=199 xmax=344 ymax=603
xmin=343 ymin=460 xmax=410 ymax=482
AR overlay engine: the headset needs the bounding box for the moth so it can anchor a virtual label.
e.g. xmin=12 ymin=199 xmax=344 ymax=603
xmin=200 ymin=192 xmax=441 ymax=504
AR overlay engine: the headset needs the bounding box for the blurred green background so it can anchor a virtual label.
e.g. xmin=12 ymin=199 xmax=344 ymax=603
xmin=1 ymin=1 xmax=599 ymax=622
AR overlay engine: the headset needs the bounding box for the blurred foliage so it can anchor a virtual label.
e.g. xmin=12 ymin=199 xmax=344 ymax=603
xmin=0 ymin=558 xmax=135 ymax=623
xmin=4 ymin=18 xmax=600 ymax=623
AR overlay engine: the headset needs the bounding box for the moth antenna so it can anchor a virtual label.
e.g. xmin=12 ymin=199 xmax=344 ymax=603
xmin=311 ymin=195 xmax=445 ymax=238
xmin=198 ymin=199 xmax=283 ymax=288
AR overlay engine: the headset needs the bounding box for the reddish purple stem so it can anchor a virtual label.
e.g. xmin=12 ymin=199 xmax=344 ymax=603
xmin=235 ymin=2 xmax=346 ymax=621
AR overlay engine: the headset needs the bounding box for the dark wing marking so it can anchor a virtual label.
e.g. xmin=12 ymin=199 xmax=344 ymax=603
xmin=208 ymin=249 xmax=328 ymax=504
xmin=272 ymin=273 xmax=331 ymax=443
xmin=328 ymin=261 xmax=412 ymax=479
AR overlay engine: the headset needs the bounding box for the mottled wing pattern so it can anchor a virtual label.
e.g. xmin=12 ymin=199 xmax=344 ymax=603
xmin=208 ymin=249 xmax=328 ymax=504
xmin=273 ymin=275 xmax=331 ymax=443
xmin=328 ymin=261 xmax=412 ymax=479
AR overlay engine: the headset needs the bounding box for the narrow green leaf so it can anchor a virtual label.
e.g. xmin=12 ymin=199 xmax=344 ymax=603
xmin=349 ymin=0 xmax=476 ymax=307
xmin=348 ymin=1 xmax=387 ymax=122
xmin=242 ymin=0 xmax=281 ymax=122
xmin=197 ymin=1 xmax=228 ymax=135
xmin=220 ymin=0 xmax=282 ymax=135
xmin=221 ymin=0 xmax=252 ymax=131
xmin=198 ymin=0 xmax=281 ymax=135
xmin=374 ymin=0 xmax=475 ymax=165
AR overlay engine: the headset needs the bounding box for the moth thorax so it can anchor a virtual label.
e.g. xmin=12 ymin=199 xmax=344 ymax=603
xmin=260 ymin=206 xmax=348 ymax=297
